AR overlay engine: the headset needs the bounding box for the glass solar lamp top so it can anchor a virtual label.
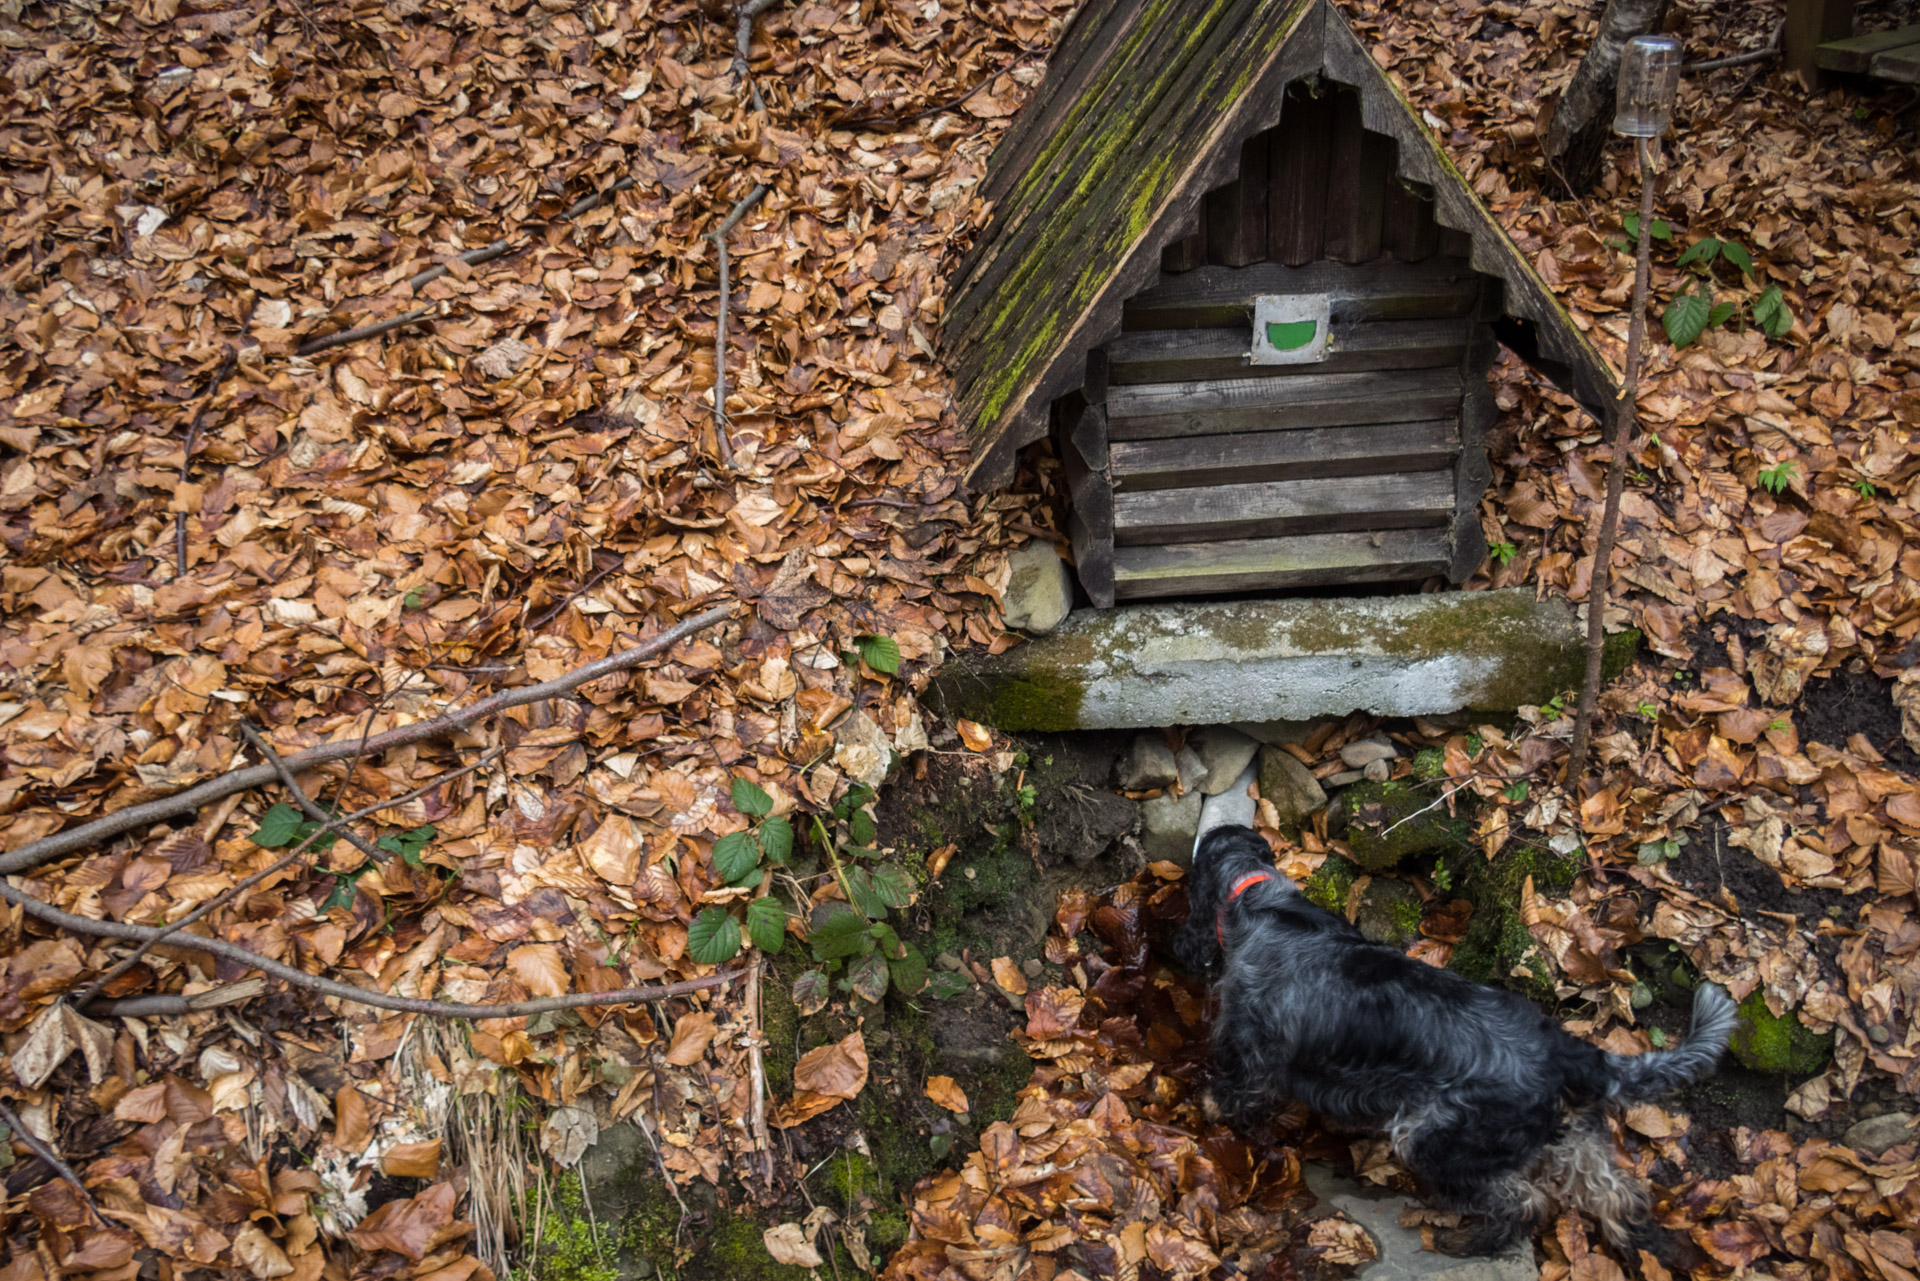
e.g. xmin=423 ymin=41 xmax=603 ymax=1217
xmin=1613 ymin=35 xmax=1682 ymax=138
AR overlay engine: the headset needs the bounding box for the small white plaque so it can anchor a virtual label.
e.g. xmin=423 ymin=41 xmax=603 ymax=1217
xmin=1249 ymin=294 xmax=1332 ymax=365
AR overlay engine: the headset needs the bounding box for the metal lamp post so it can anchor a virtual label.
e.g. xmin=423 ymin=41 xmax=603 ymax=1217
xmin=1569 ymin=35 xmax=1682 ymax=777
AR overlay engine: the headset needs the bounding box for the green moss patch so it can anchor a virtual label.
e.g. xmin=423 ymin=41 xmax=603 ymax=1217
xmin=1729 ymin=992 xmax=1833 ymax=1075
xmin=1339 ymin=780 xmax=1465 ymax=871
xmin=1444 ymin=842 xmax=1582 ymax=1003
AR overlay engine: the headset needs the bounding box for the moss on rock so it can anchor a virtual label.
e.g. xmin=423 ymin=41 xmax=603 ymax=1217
xmin=1728 ymin=992 xmax=1832 ymax=1075
xmin=1602 ymin=628 xmax=1643 ymax=683
xmin=1444 ymin=842 xmax=1583 ymax=1003
xmin=1303 ymin=854 xmax=1360 ymax=913
xmin=1338 ymin=780 xmax=1465 ymax=871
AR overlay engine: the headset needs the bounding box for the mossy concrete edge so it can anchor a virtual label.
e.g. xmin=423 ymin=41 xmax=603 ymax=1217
xmin=927 ymin=588 xmax=1583 ymax=731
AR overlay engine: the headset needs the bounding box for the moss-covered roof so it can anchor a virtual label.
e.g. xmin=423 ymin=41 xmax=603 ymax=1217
xmin=943 ymin=0 xmax=1622 ymax=490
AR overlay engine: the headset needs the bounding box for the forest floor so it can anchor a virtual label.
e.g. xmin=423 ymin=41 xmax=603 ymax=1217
xmin=0 ymin=0 xmax=1916 ymax=1278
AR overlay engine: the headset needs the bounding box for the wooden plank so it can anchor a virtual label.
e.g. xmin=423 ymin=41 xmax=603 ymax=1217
xmin=1268 ymin=86 xmax=1334 ymax=265
xmin=1060 ymin=402 xmax=1117 ymax=608
xmin=1381 ymin=177 xmax=1440 ymax=263
xmin=1786 ymin=0 xmax=1855 ymax=85
xmin=1113 ymin=470 xmax=1455 ymax=544
xmin=1113 ymin=528 xmax=1451 ymax=599
xmin=1125 ymin=256 xmax=1477 ymax=330
xmin=1205 ymin=133 xmax=1270 ymax=266
xmin=1107 ymin=366 xmax=1463 ymax=439
xmin=1111 ymin=419 xmax=1458 ymax=491
xmin=1437 ymin=225 xmax=1474 ymax=259
xmin=1814 ymin=21 xmax=1920 ymax=70
xmin=1871 ymin=41 xmax=1920 ymax=81
xmin=978 ymin=0 xmax=1158 ymax=209
xmin=1162 ymin=229 xmax=1207 ymax=273
xmin=1323 ymin=90 xmax=1389 ymax=264
xmin=1106 ymin=317 xmax=1470 ymax=384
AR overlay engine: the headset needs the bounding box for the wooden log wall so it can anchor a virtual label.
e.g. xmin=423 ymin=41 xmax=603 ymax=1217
xmin=1074 ymin=85 xmax=1499 ymax=606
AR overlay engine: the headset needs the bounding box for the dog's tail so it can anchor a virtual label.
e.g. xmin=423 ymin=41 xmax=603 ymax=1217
xmin=1602 ymin=984 xmax=1739 ymax=1103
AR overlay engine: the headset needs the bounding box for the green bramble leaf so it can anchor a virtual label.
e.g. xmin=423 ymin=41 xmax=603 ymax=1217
xmin=848 ymin=809 xmax=877 ymax=848
xmin=322 ymin=868 xmax=369 ymax=912
xmin=1719 ymin=241 xmax=1755 ymax=277
xmin=869 ymin=865 xmax=914 ymax=910
xmin=845 ymin=867 xmax=888 ymax=920
xmin=1502 ymin=781 xmax=1529 ymax=803
xmin=889 ymin=945 xmax=929 ymax=996
xmin=712 ymin=831 xmax=762 ymax=884
xmin=1707 ymin=300 xmax=1738 ymax=330
xmin=730 ymin=777 xmax=773 ymax=818
xmin=376 ymin=823 xmax=437 ymax=868
xmin=747 ymin=896 xmax=787 ymax=954
xmin=791 ymin=969 xmax=831 ymax=1016
xmin=687 ymin=908 xmax=742 ymax=965
xmin=855 ymin=634 xmax=902 ymax=676
xmin=1675 ymin=238 xmax=1721 ymax=270
xmin=868 ymin=920 xmax=906 ymax=960
xmin=1753 ymin=284 xmax=1793 ymax=339
xmin=1663 ymin=289 xmax=1712 ymax=348
xmin=928 ymin=971 xmax=970 ymax=1000
xmin=810 ymin=906 xmax=870 ymax=961
xmin=848 ymin=950 xmax=890 ymax=1003
xmin=757 ymin=816 xmax=793 ymax=865
xmin=250 ymin=803 xmax=307 ymax=848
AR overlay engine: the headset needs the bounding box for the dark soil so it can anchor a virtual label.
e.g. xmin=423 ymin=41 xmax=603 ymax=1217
xmin=1662 ymin=816 xmax=1852 ymax=923
xmin=1798 ymin=666 xmax=1920 ymax=774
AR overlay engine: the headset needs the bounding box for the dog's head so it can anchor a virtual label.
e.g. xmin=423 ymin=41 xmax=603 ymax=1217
xmin=1171 ymin=824 xmax=1284 ymax=973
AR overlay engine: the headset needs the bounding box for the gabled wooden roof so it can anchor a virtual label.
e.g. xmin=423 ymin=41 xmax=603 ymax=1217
xmin=942 ymin=0 xmax=1622 ymax=491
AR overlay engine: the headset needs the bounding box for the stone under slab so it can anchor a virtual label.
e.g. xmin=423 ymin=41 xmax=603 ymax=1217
xmin=1304 ymin=1164 xmax=1538 ymax=1281
xmin=930 ymin=589 xmax=1584 ymax=732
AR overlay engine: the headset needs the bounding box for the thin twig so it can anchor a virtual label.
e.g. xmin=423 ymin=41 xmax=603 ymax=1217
xmin=732 ymin=0 xmax=780 ymax=110
xmin=405 ymin=239 xmax=513 ymax=294
xmin=296 ymin=304 xmax=440 ymax=358
xmin=0 ymin=603 xmax=735 ymax=876
xmin=633 ymin=1113 xmax=692 ymax=1252
xmin=1684 ymin=19 xmax=1783 ymax=71
xmin=1376 ymin=778 xmax=1479 ymax=840
xmin=1569 ymin=136 xmax=1658 ymax=777
xmin=710 ymin=184 xmax=771 ymax=469
xmin=239 ymin=723 xmax=387 ymax=868
xmin=69 ymin=751 xmax=501 ymax=1010
xmin=529 ymin=554 xmax=623 ymax=631
xmin=175 ymin=347 xmax=236 ymax=580
xmin=0 ymin=1097 xmax=102 ymax=1223
xmin=0 ymin=874 xmax=739 ymax=1018
xmin=744 ymin=899 xmax=774 ymax=1183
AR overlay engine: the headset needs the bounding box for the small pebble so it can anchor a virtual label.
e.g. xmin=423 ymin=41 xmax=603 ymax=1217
xmin=1022 ymin=958 xmax=1043 ymax=979
xmin=1325 ymin=769 xmax=1366 ymax=788
xmin=935 ymin=952 xmax=965 ymax=972
xmin=1363 ymin=758 xmax=1390 ymax=782
xmin=1870 ymin=1024 xmax=1892 ymax=1044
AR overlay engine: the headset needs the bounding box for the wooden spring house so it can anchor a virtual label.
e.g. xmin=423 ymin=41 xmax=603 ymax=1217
xmin=944 ymin=0 xmax=1620 ymax=607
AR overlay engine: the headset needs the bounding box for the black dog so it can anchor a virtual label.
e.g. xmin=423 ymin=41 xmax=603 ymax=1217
xmin=1172 ymin=825 xmax=1737 ymax=1257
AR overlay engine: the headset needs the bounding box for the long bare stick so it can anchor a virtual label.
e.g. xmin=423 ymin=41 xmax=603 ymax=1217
xmin=1569 ymin=136 xmax=1658 ymax=777
xmin=744 ymin=909 xmax=774 ymax=1183
xmin=296 ymin=304 xmax=440 ymax=357
xmin=69 ymin=751 xmax=501 ymax=1010
xmin=175 ymin=347 xmax=236 ymax=580
xmin=0 ymin=876 xmax=737 ymax=1019
xmin=711 ymin=184 xmax=770 ymax=469
xmin=0 ymin=1097 xmax=102 ymax=1223
xmin=0 ymin=603 xmax=734 ymax=877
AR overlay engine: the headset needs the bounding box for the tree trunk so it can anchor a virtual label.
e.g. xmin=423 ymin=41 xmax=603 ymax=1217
xmin=1540 ymin=0 xmax=1672 ymax=196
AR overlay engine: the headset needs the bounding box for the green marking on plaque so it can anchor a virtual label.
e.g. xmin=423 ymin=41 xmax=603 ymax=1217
xmin=1266 ymin=319 xmax=1317 ymax=351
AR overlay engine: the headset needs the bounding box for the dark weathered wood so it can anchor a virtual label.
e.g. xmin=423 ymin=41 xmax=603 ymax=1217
xmin=1321 ymin=15 xmax=1620 ymax=421
xmin=977 ymin=0 xmax=1158 ymax=209
xmin=1448 ymin=321 xmax=1498 ymax=584
xmin=1111 ymin=419 xmax=1457 ymax=491
xmin=1124 ymin=256 xmax=1476 ymax=330
xmin=1381 ymin=177 xmax=1440 ymax=263
xmin=1107 ymin=366 xmax=1462 ymax=439
xmin=1268 ymin=86 xmax=1334 ymax=265
xmin=1813 ymin=21 xmax=1916 ymax=69
xmin=1323 ymin=90 xmax=1390 ymax=264
xmin=1113 ymin=528 xmax=1451 ymax=598
xmin=1785 ymin=0 xmax=1855 ymax=85
xmin=1059 ymin=401 xmax=1117 ymax=607
xmin=1437 ymin=225 xmax=1474 ymax=259
xmin=947 ymin=0 xmax=1329 ymax=489
xmin=1113 ymin=470 xmax=1454 ymax=544
xmin=1876 ymin=42 xmax=1920 ymax=81
xmin=1105 ymin=316 xmax=1470 ymax=384
xmin=1205 ymin=134 xmax=1270 ymax=266
xmin=1161 ymin=229 xmax=1208 ymax=272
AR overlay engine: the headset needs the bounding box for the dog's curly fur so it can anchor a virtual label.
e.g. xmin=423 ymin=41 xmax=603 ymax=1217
xmin=1173 ymin=826 xmax=1738 ymax=1257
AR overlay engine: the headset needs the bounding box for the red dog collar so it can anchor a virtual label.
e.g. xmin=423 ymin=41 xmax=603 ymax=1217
xmin=1215 ymin=871 xmax=1274 ymax=945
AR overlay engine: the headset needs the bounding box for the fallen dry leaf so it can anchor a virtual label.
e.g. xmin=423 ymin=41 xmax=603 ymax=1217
xmin=990 ymin=956 xmax=1028 ymax=995
xmin=923 ymin=1075 xmax=970 ymax=1114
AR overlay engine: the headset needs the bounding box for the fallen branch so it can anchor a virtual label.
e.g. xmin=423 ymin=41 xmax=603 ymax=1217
xmin=1685 ymin=19 xmax=1783 ymax=71
xmin=86 ymin=977 xmax=270 ymax=1018
xmin=295 ymin=304 xmax=441 ymax=358
xmin=0 ymin=603 xmax=735 ymax=877
xmin=0 ymin=1096 xmax=101 ymax=1222
xmin=732 ymin=0 xmax=781 ymax=110
xmin=710 ymin=184 xmax=771 ymax=469
xmin=0 ymin=876 xmax=738 ymax=1019
xmin=69 ymin=751 xmax=501 ymax=1011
